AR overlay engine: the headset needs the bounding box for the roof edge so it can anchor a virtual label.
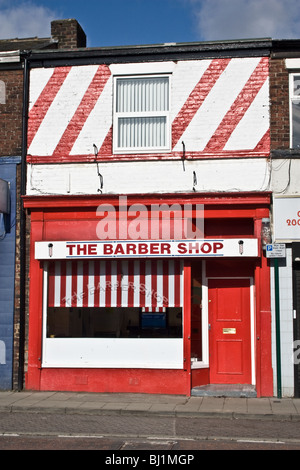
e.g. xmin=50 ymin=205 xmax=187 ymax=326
xmin=26 ymin=38 xmax=272 ymax=65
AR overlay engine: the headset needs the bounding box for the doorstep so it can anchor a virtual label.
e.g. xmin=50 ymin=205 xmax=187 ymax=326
xmin=191 ymin=384 xmax=257 ymax=398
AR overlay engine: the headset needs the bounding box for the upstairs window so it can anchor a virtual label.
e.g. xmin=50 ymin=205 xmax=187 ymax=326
xmin=290 ymin=74 xmax=300 ymax=149
xmin=113 ymin=75 xmax=170 ymax=153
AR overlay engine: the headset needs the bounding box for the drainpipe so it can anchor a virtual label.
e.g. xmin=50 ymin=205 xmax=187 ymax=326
xmin=18 ymin=51 xmax=30 ymax=391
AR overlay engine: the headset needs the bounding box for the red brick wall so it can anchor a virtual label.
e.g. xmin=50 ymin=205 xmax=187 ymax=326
xmin=269 ymin=58 xmax=290 ymax=150
xmin=0 ymin=70 xmax=23 ymax=156
xmin=1 ymin=17 xmax=87 ymax=389
xmin=51 ymin=19 xmax=86 ymax=49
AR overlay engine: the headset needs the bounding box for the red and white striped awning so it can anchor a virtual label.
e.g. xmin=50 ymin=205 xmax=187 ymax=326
xmin=47 ymin=259 xmax=183 ymax=309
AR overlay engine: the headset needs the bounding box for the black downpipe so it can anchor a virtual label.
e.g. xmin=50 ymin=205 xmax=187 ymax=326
xmin=18 ymin=52 xmax=30 ymax=391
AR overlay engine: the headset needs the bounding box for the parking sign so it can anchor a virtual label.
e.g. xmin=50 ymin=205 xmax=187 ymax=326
xmin=266 ymin=244 xmax=286 ymax=258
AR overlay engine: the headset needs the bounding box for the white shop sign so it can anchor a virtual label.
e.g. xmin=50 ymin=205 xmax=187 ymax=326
xmin=35 ymin=238 xmax=258 ymax=260
xmin=273 ymin=197 xmax=300 ymax=241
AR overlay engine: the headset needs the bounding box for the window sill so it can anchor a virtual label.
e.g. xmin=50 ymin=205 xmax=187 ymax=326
xmin=191 ymin=361 xmax=209 ymax=369
xmin=113 ymin=148 xmax=171 ymax=155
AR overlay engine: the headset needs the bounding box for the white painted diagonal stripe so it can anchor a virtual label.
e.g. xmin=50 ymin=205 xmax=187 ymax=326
xmin=173 ymin=57 xmax=261 ymax=152
xmin=29 ymin=68 xmax=54 ymax=112
xmin=28 ymin=65 xmax=99 ymax=156
xmin=224 ymin=78 xmax=269 ymax=150
xmin=170 ymin=60 xmax=212 ymax=121
xmin=69 ymin=76 xmax=113 ymax=155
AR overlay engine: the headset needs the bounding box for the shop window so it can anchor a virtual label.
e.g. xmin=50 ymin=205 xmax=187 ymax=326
xmin=47 ymin=307 xmax=182 ymax=339
xmin=290 ymin=74 xmax=300 ymax=149
xmin=42 ymin=259 xmax=184 ymax=369
xmin=113 ymin=76 xmax=170 ymax=153
xmin=191 ymin=260 xmax=203 ymax=363
xmin=189 ymin=259 xmax=210 ymax=369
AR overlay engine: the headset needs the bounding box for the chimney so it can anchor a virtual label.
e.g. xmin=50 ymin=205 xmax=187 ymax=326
xmin=51 ymin=19 xmax=86 ymax=49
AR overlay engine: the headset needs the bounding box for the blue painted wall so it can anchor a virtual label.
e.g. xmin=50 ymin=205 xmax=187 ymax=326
xmin=0 ymin=158 xmax=20 ymax=389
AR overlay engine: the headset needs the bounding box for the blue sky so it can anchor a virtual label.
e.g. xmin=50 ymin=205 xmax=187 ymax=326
xmin=0 ymin=0 xmax=300 ymax=46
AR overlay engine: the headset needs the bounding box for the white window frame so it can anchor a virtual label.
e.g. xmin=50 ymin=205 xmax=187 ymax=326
xmin=289 ymin=72 xmax=300 ymax=149
xmin=113 ymin=74 xmax=171 ymax=154
xmin=190 ymin=261 xmax=209 ymax=370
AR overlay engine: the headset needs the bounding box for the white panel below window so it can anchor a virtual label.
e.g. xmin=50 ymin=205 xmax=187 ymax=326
xmin=42 ymin=337 xmax=184 ymax=369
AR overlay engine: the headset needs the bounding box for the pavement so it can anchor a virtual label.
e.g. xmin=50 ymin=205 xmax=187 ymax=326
xmin=0 ymin=390 xmax=300 ymax=421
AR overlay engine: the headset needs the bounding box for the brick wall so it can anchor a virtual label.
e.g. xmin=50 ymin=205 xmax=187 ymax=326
xmin=1 ymin=17 xmax=87 ymax=389
xmin=0 ymin=69 xmax=23 ymax=388
xmin=0 ymin=70 xmax=23 ymax=156
xmin=51 ymin=19 xmax=86 ymax=49
xmin=269 ymin=58 xmax=290 ymax=150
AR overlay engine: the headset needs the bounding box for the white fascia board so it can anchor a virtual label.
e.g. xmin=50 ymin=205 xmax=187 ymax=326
xmin=110 ymin=62 xmax=175 ymax=76
xmin=0 ymin=50 xmax=20 ymax=63
xmin=285 ymin=59 xmax=300 ymax=70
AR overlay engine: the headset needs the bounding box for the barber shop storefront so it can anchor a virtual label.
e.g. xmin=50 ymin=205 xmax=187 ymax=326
xmin=24 ymin=192 xmax=273 ymax=397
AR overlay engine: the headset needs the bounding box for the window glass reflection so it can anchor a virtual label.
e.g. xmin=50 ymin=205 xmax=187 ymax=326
xmin=47 ymin=307 xmax=182 ymax=339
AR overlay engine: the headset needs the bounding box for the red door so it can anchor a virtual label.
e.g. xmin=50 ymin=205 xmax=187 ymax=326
xmin=208 ymin=278 xmax=252 ymax=384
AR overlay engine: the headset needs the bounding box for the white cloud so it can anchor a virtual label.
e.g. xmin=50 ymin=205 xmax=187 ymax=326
xmin=189 ymin=0 xmax=300 ymax=41
xmin=0 ymin=1 xmax=60 ymax=39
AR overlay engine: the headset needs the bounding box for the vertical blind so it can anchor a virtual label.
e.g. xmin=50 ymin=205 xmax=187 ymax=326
xmin=116 ymin=77 xmax=169 ymax=149
xmin=118 ymin=117 xmax=167 ymax=149
xmin=48 ymin=259 xmax=183 ymax=309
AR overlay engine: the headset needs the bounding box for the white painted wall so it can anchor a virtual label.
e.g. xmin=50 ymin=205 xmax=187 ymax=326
xmin=270 ymin=247 xmax=294 ymax=397
xmin=27 ymin=157 xmax=300 ymax=197
xmin=27 ymin=158 xmax=271 ymax=195
xmin=271 ymin=158 xmax=300 ymax=196
xmin=269 ymin=160 xmax=300 ymax=396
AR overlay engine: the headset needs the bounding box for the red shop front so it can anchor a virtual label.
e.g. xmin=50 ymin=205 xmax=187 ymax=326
xmin=23 ymin=193 xmax=273 ymax=397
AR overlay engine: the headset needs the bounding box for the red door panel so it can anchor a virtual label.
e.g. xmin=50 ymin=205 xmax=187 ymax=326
xmin=208 ymin=278 xmax=251 ymax=384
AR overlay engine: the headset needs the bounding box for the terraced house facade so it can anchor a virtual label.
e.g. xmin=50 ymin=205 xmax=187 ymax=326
xmin=23 ymin=37 xmax=274 ymax=397
xmin=2 ymin=19 xmax=299 ymax=397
